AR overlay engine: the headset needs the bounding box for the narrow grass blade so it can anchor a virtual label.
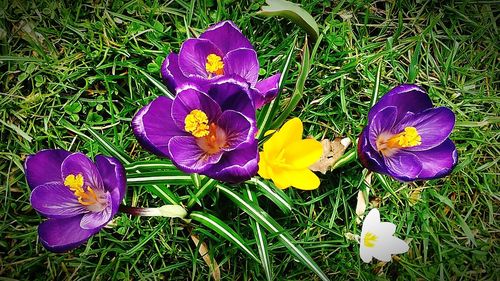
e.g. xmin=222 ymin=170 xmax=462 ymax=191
xmin=245 ymin=187 xmax=272 ymax=281
xmin=124 ymin=160 xmax=176 ymax=172
xmin=186 ymin=178 xmax=218 ymax=209
xmin=258 ymin=0 xmax=319 ymax=42
xmin=87 ymin=127 xmax=133 ymax=164
xmin=139 ymin=69 xmax=175 ymax=99
xmin=331 ymin=148 xmax=357 ymax=170
xmin=217 ymin=184 xmax=330 ymax=281
xmin=257 ymin=36 xmax=297 ymax=139
xmin=246 ymin=178 xmax=292 ymax=214
xmin=126 ymin=171 xmax=192 ymax=186
xmin=190 ymin=211 xmax=260 ymax=263
xmin=272 ymin=40 xmax=311 ymax=128
xmin=370 ymin=61 xmax=383 ymax=108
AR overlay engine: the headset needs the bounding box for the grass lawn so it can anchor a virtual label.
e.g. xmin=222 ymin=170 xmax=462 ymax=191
xmin=1 ymin=0 xmax=498 ymax=280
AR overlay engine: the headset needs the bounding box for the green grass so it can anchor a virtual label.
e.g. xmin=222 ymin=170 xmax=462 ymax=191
xmin=1 ymin=0 xmax=498 ymax=280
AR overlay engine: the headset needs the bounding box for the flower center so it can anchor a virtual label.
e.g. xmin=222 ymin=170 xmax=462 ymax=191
xmin=376 ymin=126 xmax=421 ymax=156
xmin=64 ymin=174 xmax=107 ymax=211
xmin=364 ymin=232 xmax=378 ymax=248
xmin=196 ymin=123 xmax=227 ymax=154
xmin=205 ymin=54 xmax=224 ymax=77
xmin=185 ymin=109 xmax=210 ymax=137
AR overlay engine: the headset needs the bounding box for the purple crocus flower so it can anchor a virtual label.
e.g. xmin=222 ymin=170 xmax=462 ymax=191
xmin=358 ymin=84 xmax=458 ymax=181
xmin=132 ymin=77 xmax=258 ymax=183
xmin=161 ymin=20 xmax=281 ymax=109
xmin=25 ymin=150 xmax=126 ymax=252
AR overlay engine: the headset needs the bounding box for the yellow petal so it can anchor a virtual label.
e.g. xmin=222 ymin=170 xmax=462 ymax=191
xmin=283 ymin=139 xmax=323 ymax=168
xmin=257 ymin=152 xmax=271 ymax=179
xmin=263 ymin=118 xmax=303 ymax=155
xmin=288 ymin=169 xmax=320 ymax=190
xmin=270 ymin=167 xmax=291 ymax=189
xmin=264 ymin=130 xmax=276 ymax=137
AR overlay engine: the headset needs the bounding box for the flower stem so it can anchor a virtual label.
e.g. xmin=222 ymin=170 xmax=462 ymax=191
xmin=119 ymin=205 xmax=188 ymax=218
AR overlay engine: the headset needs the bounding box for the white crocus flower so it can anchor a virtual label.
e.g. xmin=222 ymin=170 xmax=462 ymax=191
xmin=360 ymin=208 xmax=409 ymax=263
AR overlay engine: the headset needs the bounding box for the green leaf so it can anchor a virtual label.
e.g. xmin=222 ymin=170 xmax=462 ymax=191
xmin=256 ymin=36 xmax=296 ymax=139
xmin=124 ymin=160 xmax=176 ymax=172
xmin=258 ymin=0 xmax=319 ymax=42
xmin=139 ymin=69 xmax=175 ymax=99
xmin=217 ymin=184 xmax=330 ymax=281
xmin=86 ymin=112 xmax=103 ymax=124
xmin=187 ymin=178 xmax=218 ymax=209
xmin=64 ymin=102 xmax=82 ymax=114
xmin=126 ymin=171 xmax=192 ymax=186
xmin=245 ymin=187 xmax=272 ymax=281
xmin=190 ymin=211 xmax=260 ymax=263
xmin=246 ymin=178 xmax=292 ymax=213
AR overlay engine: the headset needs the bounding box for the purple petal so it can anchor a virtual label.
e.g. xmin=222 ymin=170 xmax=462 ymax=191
xmin=178 ymin=38 xmax=223 ymax=79
xmin=30 ymin=182 xmax=87 ymax=219
xmin=394 ymin=107 xmax=455 ymax=151
xmin=161 ymin=53 xmax=190 ymax=93
xmin=38 ymin=216 xmax=99 ymax=252
xmin=94 ymin=155 xmax=126 ymax=215
xmin=24 ymin=149 xmax=71 ymax=189
xmin=368 ymin=106 xmax=398 ymax=151
xmin=171 ymin=86 xmax=222 ymax=131
xmin=414 ymin=139 xmax=458 ymax=179
xmin=217 ymin=110 xmax=254 ymax=150
xmin=384 ymin=151 xmax=423 ymax=181
xmin=199 ymin=20 xmax=253 ymax=54
xmin=206 ymin=77 xmax=256 ymax=120
xmin=80 ymin=192 xmax=112 ymax=229
xmin=253 ymin=73 xmax=281 ymax=109
xmin=204 ymin=142 xmax=259 ymax=183
xmin=224 ymin=48 xmax=259 ymax=86
xmin=61 ymin=153 xmax=104 ymax=191
xmin=357 ymin=128 xmax=388 ymax=174
xmin=132 ymin=96 xmax=186 ymax=158
xmin=168 ymin=136 xmax=221 ymax=173
xmin=369 ymin=84 xmax=433 ymax=122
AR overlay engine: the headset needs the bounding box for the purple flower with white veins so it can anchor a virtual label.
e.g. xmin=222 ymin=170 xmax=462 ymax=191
xmin=161 ymin=20 xmax=281 ymax=109
xmin=132 ymin=77 xmax=258 ymax=183
xmin=25 ymin=150 xmax=126 ymax=252
xmin=358 ymin=84 xmax=458 ymax=181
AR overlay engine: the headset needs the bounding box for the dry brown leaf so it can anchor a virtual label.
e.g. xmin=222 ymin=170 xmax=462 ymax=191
xmin=309 ymin=137 xmax=351 ymax=174
xmin=191 ymin=234 xmax=221 ymax=281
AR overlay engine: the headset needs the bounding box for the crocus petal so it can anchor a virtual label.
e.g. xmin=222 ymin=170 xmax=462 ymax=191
xmin=171 ymin=86 xmax=222 ymax=131
xmin=357 ymin=128 xmax=388 ymax=174
xmin=161 ymin=53 xmax=190 ymax=93
xmin=24 ymin=149 xmax=71 ymax=189
xmin=362 ymin=208 xmax=381 ymax=231
xmin=132 ymin=96 xmax=186 ymax=158
xmin=287 ymin=168 xmax=320 ymax=190
xmin=80 ymin=192 xmax=112 ymax=229
xmin=253 ymin=73 xmax=281 ymax=109
xmin=414 ymin=139 xmax=458 ymax=179
xmin=30 ymin=182 xmax=87 ymax=219
xmin=168 ymin=136 xmax=221 ymax=173
xmin=38 ymin=216 xmax=99 ymax=252
xmin=368 ymin=106 xmax=398 ymax=151
xmin=283 ymin=139 xmax=323 ymax=168
xmin=263 ymin=118 xmax=303 ymax=156
xmin=61 ymin=153 xmax=104 ymax=191
xmin=216 ymin=110 xmax=254 ymax=149
xmin=383 ymin=236 xmax=410 ymax=255
xmin=206 ymin=77 xmax=256 ymax=119
xmin=94 ymin=155 xmax=126 ymax=215
xmin=360 ymin=244 xmax=373 ymax=263
xmin=371 ymin=243 xmax=393 ymax=262
xmin=394 ymin=107 xmax=455 ymax=151
xmin=267 ymin=166 xmax=291 ymax=189
xmin=368 ymin=84 xmax=433 ymax=122
xmin=199 ymin=20 xmax=253 ymax=54
xmin=204 ymin=143 xmax=259 ymax=183
xmin=178 ymin=38 xmax=224 ymax=78
xmin=384 ymin=151 xmax=423 ymax=181
xmin=224 ymin=48 xmax=259 ymax=86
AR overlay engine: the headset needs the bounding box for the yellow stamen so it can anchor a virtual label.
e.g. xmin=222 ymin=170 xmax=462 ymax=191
xmin=364 ymin=232 xmax=378 ymax=248
xmin=377 ymin=126 xmax=422 ymax=156
xmin=205 ymin=54 xmax=224 ymax=76
xmin=185 ymin=109 xmax=210 ymax=137
xmin=64 ymin=174 xmax=99 ymax=206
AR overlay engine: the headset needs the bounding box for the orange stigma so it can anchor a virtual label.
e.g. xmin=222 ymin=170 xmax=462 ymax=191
xmin=196 ymin=123 xmax=227 ymax=154
xmin=376 ymin=127 xmax=422 ymax=156
xmin=64 ymin=174 xmax=106 ymax=208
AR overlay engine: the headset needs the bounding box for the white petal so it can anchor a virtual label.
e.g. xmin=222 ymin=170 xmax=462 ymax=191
xmin=360 ymin=244 xmax=373 ymax=263
xmin=379 ymin=222 xmax=396 ymax=236
xmin=372 ymin=246 xmax=392 ymax=262
xmin=385 ymin=236 xmax=410 ymax=254
xmin=362 ymin=208 xmax=380 ymax=232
